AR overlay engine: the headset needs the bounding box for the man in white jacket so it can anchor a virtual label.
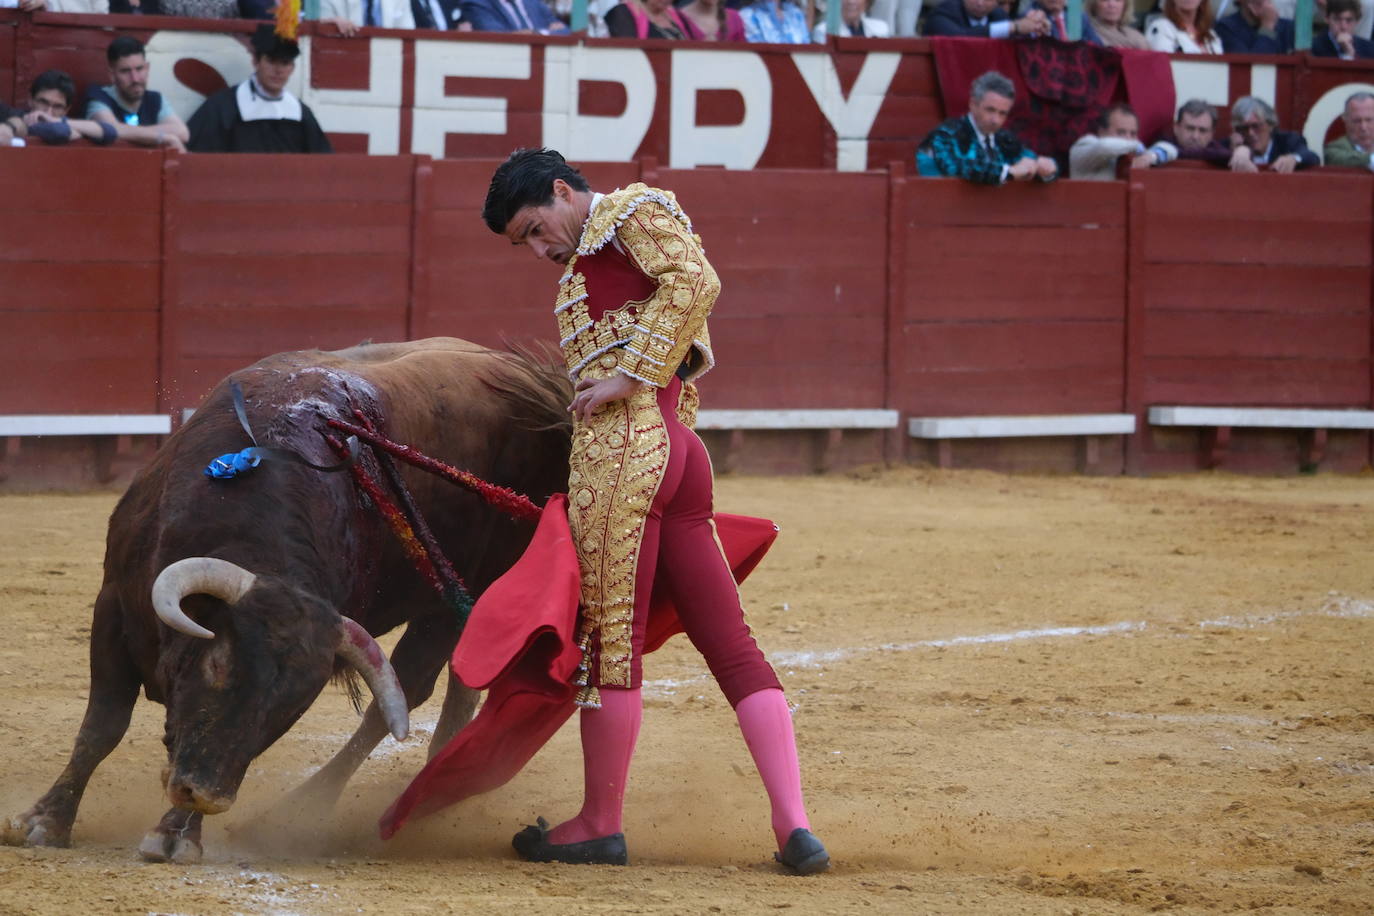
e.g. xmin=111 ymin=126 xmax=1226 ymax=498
xmin=1069 ymin=104 xmax=1178 ymax=181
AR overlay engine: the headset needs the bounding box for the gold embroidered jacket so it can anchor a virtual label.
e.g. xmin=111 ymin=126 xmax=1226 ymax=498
xmin=554 ymin=183 xmax=718 ymax=389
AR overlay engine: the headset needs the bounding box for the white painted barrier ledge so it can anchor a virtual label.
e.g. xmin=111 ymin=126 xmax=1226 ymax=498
xmin=1149 ymin=406 xmax=1374 ymax=430
xmin=0 ymin=414 xmax=172 ymax=437
xmin=908 ymin=414 xmax=1136 ymax=439
xmin=695 ymin=409 xmax=899 ymax=430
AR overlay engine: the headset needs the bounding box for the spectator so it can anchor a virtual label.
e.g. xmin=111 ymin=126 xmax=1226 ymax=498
xmin=1312 ymin=0 xmax=1374 ymax=58
xmin=1227 ymin=96 xmax=1316 ymax=173
xmin=1215 ymin=0 xmax=1293 ymax=53
xmin=315 ymin=0 xmax=415 ymax=29
xmin=160 ymin=0 xmax=237 ymax=16
xmin=813 ymin=0 xmax=892 ymax=37
xmin=410 ymin=0 xmax=470 ymax=28
xmin=109 ymin=0 xmax=163 ymax=12
xmin=679 ymin=0 xmax=748 ymax=40
xmin=1069 ymin=103 xmax=1178 ymax=180
xmin=186 ymin=25 xmax=332 ymax=154
xmin=1146 ymin=0 xmax=1222 ymax=52
xmin=460 ymin=0 xmax=569 ymax=31
xmin=85 ymin=36 xmax=191 ymax=148
xmin=924 ymin=0 xmax=1050 ymax=37
xmin=8 ymin=70 xmax=185 ymax=148
xmin=1032 ymin=0 xmax=1103 ymax=43
xmin=0 ymin=0 xmax=49 ymax=11
xmin=740 ymin=0 xmax=813 ymax=42
xmin=1088 ymin=0 xmax=1149 ymax=48
xmin=606 ymin=0 xmax=691 ymax=36
xmin=1322 ymin=91 xmax=1374 ymax=169
xmin=1159 ymin=98 xmax=1232 ymax=164
xmin=916 ymin=70 xmax=1058 ymax=185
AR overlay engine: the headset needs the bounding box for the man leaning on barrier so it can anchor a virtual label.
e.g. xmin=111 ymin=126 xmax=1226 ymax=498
xmin=916 ymin=71 xmax=1058 ymax=185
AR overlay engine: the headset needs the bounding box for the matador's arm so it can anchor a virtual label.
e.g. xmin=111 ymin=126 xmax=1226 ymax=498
xmin=614 ymin=198 xmax=720 ymax=388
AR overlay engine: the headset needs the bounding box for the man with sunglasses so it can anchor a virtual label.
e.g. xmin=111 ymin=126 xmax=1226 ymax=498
xmin=1227 ymin=96 xmax=1317 ymax=174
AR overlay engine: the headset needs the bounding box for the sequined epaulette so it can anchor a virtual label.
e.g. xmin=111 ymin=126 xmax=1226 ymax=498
xmin=576 ymin=183 xmax=699 ymax=257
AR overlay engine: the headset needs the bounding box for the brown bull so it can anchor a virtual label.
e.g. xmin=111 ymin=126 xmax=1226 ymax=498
xmin=2 ymin=338 xmax=571 ymax=863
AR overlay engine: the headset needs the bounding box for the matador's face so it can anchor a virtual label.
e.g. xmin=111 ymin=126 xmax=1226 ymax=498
xmin=504 ymin=179 xmax=588 ymax=266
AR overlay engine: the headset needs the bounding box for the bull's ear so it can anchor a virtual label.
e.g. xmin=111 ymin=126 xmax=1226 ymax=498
xmin=151 ymin=557 xmax=257 ymax=639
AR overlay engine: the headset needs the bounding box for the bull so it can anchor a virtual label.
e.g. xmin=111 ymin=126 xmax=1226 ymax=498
xmin=3 ymin=337 xmax=572 ymax=863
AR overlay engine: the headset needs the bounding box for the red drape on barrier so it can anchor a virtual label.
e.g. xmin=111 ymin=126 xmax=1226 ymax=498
xmin=930 ymin=38 xmax=1176 ymax=156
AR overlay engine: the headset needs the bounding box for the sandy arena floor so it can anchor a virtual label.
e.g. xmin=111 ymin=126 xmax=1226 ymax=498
xmin=0 ymin=468 xmax=1371 ymax=915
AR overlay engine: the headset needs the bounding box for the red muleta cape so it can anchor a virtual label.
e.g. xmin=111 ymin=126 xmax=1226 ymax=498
xmin=378 ymin=493 xmax=778 ymax=839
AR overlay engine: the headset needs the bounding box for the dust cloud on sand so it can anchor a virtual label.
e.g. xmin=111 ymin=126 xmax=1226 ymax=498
xmin=1 ymin=469 xmax=1371 ymax=914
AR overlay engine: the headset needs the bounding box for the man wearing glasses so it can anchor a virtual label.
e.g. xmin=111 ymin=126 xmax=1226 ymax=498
xmin=1227 ymin=96 xmax=1318 ymax=174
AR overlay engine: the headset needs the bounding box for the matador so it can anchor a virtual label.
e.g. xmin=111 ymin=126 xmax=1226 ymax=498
xmin=479 ymin=149 xmax=830 ymax=873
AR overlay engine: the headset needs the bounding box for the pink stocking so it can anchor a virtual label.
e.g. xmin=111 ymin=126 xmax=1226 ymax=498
xmin=735 ymin=687 xmax=811 ymax=850
xmin=548 ymin=686 xmax=642 ymax=844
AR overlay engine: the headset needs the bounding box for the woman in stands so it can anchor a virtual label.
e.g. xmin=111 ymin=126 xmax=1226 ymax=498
xmin=605 ymin=0 xmax=691 ymax=36
xmin=1088 ymin=0 xmax=1149 ymax=48
xmin=680 ymin=0 xmax=749 ymax=40
xmin=1146 ymin=0 xmax=1222 ymax=53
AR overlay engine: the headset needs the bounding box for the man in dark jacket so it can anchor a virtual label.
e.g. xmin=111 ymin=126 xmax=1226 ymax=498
xmin=916 ymin=70 xmax=1058 ymax=185
xmin=1215 ymin=0 xmax=1294 ymax=53
xmin=924 ymin=0 xmax=1049 ymax=38
xmin=1311 ymin=0 xmax=1374 ymax=58
xmin=1228 ymin=96 xmax=1318 ymax=173
xmin=187 ymin=25 xmax=332 ymax=155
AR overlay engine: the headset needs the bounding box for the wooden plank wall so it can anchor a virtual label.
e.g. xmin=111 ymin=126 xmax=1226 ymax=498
xmin=898 ymin=179 xmax=1129 ymax=416
xmin=416 ymin=158 xmax=642 ymax=348
xmin=0 ymin=13 xmax=16 ymax=107
xmin=1135 ymin=168 xmax=1374 ymax=471
xmin=3 ymin=148 xmax=1373 ymax=477
xmin=0 ymin=147 xmax=162 ymax=413
xmin=160 ymin=153 xmax=416 ymax=411
xmin=659 ymin=166 xmax=890 ymax=409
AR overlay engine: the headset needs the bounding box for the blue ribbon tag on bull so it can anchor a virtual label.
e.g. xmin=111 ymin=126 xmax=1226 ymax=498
xmin=204 ymin=449 xmax=263 ymax=479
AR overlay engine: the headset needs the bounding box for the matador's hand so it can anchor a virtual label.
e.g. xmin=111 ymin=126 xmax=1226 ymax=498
xmin=571 ymin=372 xmax=643 ymax=422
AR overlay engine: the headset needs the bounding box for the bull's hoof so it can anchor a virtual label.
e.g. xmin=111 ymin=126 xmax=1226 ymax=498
xmin=138 ymin=829 xmax=203 ymax=865
xmin=2 ymin=812 xmax=72 ymax=849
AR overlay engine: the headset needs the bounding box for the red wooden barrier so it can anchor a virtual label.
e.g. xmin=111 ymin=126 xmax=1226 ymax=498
xmin=898 ymin=179 xmax=1128 ymax=416
xmin=0 ymin=146 xmax=162 ymax=414
xmin=658 ymin=166 xmax=890 ymax=410
xmin=2 ymin=147 xmax=1373 ymax=485
xmin=160 ymin=153 xmax=417 ymax=411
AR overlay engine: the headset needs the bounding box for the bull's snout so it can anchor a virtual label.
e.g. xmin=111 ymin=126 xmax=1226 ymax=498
xmin=165 ymin=777 xmax=236 ymax=815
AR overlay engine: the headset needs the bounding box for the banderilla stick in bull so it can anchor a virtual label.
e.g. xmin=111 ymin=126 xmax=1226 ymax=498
xmin=325 ymin=415 xmax=543 ymax=522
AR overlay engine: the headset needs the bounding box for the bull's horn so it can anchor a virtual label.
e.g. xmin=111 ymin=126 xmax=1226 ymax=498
xmin=151 ymin=558 xmax=257 ymax=640
xmin=336 ymin=617 xmax=409 ymax=741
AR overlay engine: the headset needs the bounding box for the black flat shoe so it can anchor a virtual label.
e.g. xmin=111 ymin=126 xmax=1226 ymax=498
xmin=511 ymin=816 xmax=628 ymax=866
xmin=775 ymin=827 xmax=830 ymax=875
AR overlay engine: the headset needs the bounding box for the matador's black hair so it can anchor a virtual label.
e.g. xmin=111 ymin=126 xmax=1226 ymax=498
xmin=482 ymin=148 xmax=590 ymax=234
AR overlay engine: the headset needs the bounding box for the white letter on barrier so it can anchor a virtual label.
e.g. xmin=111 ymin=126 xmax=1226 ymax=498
xmin=412 ymin=40 xmax=531 ymax=158
xmin=792 ymin=50 xmax=899 ymax=172
xmin=300 ymin=37 xmax=403 ymax=155
xmin=544 ymin=45 xmax=655 ymax=161
xmin=669 ymin=50 xmax=771 ymax=169
xmin=145 ymin=30 xmax=254 ymax=120
xmin=1169 ymin=59 xmax=1229 ymax=108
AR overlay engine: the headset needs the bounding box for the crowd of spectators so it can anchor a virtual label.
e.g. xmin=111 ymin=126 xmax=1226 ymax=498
xmin=912 ymin=67 xmax=1354 ymax=183
xmin=4 ymin=0 xmax=1372 ymax=47
xmin=2 ymin=3 xmax=1372 ymax=173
